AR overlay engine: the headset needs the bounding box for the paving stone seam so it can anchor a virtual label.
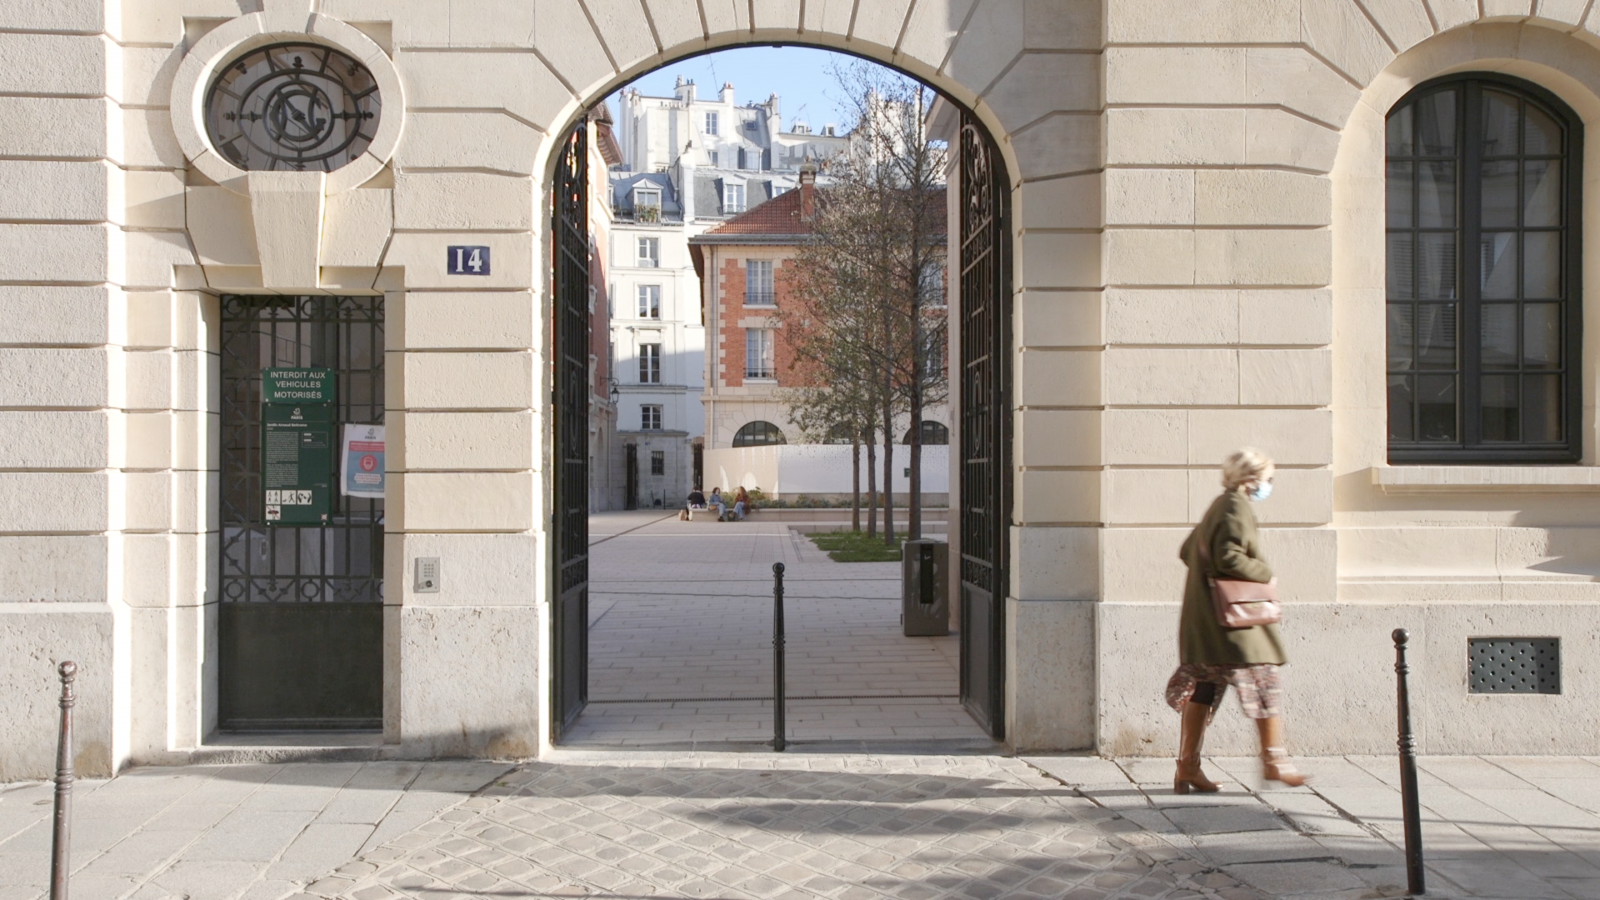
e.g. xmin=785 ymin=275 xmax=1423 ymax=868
xmin=303 ymin=757 xmax=1251 ymax=900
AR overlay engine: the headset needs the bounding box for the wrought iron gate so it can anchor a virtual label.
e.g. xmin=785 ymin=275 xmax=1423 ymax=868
xmin=957 ymin=114 xmax=1013 ymax=739
xmin=552 ymin=124 xmax=590 ymax=739
xmin=219 ymin=295 xmax=384 ymax=730
xmin=624 ymin=443 xmax=639 ymax=510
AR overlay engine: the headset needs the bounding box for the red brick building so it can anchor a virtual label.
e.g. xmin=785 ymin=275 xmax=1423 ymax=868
xmin=688 ymin=169 xmax=951 ymax=497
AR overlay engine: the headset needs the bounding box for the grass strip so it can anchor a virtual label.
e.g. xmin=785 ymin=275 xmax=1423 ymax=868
xmin=808 ymin=530 xmax=909 ymax=562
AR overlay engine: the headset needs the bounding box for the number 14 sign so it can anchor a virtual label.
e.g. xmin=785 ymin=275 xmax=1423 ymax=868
xmin=447 ymin=245 xmax=491 ymax=275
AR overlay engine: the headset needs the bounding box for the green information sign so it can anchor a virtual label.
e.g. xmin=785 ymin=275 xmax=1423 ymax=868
xmin=261 ymin=369 xmax=335 ymax=525
xmin=263 ymin=368 xmax=334 ymax=405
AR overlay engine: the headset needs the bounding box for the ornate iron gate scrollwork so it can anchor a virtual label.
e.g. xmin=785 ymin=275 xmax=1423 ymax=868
xmin=552 ymin=124 xmax=591 ymax=738
xmin=957 ymin=115 xmax=1012 ymax=739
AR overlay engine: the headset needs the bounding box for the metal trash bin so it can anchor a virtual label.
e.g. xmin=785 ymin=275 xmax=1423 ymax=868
xmin=902 ymin=539 xmax=950 ymax=636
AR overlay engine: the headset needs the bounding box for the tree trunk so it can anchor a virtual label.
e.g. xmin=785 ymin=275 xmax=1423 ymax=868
xmin=882 ymin=387 xmax=895 ymax=545
xmin=851 ymin=432 xmax=861 ymax=532
xmin=865 ymin=429 xmax=878 ymax=538
xmin=909 ymin=371 xmax=923 ymax=542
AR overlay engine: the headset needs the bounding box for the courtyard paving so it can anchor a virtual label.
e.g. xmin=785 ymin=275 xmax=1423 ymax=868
xmin=573 ymin=511 xmax=984 ymax=747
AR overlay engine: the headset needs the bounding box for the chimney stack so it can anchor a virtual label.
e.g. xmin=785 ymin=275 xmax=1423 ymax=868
xmin=799 ymin=162 xmax=816 ymax=220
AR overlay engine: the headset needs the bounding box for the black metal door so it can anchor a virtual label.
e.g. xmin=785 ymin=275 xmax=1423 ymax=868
xmin=957 ymin=115 xmax=1012 ymax=739
xmin=552 ymin=124 xmax=590 ymax=739
xmin=624 ymin=444 xmax=639 ymax=510
xmin=219 ymin=295 xmax=384 ymax=730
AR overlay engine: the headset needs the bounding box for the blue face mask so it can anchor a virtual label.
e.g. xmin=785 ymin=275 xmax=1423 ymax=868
xmin=1248 ymin=480 xmax=1274 ymax=502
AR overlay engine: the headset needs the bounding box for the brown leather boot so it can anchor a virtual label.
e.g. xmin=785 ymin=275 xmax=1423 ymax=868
xmin=1255 ymin=716 xmax=1310 ymax=787
xmin=1174 ymin=701 xmax=1221 ymax=794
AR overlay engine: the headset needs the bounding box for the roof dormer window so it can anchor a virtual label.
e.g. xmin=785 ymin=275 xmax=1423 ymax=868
xmin=633 ymin=187 xmax=661 ymax=222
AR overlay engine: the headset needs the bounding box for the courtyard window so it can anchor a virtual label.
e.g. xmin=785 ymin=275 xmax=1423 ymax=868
xmin=920 ymin=260 xmax=946 ymax=307
xmin=745 ymin=260 xmax=774 ymax=306
xmin=1386 ymin=75 xmax=1582 ymax=462
xmin=745 ymin=328 xmax=775 ymax=379
xmin=639 ymin=343 xmax=661 ymax=384
xmin=641 ymin=404 xmax=662 ymax=431
xmin=724 ymin=182 xmax=745 ymax=213
xmin=902 ymin=421 xmax=950 ymax=445
xmin=637 ymin=237 xmax=659 ymax=268
xmin=637 ymin=284 xmax=661 ymax=319
xmin=705 ymin=112 xmax=718 ymax=136
xmin=651 ymin=450 xmax=665 ymax=476
xmin=733 ymin=420 xmax=786 ymax=447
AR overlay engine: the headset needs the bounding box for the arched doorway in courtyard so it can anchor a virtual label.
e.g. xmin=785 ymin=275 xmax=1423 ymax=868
xmin=545 ymin=45 xmax=1017 ymax=747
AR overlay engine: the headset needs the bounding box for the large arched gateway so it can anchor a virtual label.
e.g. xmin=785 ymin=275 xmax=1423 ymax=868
xmin=546 ymin=55 xmax=1015 ymax=744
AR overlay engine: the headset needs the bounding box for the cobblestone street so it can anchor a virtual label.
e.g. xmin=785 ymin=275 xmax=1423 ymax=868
xmin=6 ymin=751 xmax=1600 ymax=899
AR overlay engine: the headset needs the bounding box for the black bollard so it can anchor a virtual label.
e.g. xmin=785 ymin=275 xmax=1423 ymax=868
xmin=772 ymin=562 xmax=787 ymax=752
xmin=1393 ymin=630 xmax=1425 ymax=896
xmin=51 ymin=660 xmax=77 ymax=900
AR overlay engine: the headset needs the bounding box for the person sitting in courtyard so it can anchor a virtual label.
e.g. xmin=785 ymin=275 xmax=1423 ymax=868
xmin=733 ymin=486 xmax=752 ymax=520
xmin=681 ymin=487 xmax=708 ymax=521
xmin=708 ymin=487 xmax=730 ymax=520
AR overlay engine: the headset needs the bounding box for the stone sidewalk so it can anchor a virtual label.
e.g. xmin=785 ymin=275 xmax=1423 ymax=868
xmin=4 ymin=751 xmax=1598 ymax=900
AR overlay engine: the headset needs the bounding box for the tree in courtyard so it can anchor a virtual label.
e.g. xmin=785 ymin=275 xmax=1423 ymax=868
xmin=781 ymin=62 xmax=948 ymax=543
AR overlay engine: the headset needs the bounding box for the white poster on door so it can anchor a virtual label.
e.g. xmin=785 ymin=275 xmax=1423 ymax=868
xmin=340 ymin=423 xmax=385 ymax=498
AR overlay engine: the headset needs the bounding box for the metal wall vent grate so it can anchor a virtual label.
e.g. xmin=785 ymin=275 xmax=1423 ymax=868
xmin=1468 ymin=638 xmax=1560 ymax=694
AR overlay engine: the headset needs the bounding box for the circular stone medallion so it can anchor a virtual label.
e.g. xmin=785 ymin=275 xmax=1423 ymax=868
xmin=205 ymin=42 xmax=381 ymax=172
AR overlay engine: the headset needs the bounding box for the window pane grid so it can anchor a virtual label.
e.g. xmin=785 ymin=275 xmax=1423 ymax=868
xmin=639 ymin=343 xmax=660 ymax=384
xmin=637 ymin=284 xmax=660 ymax=318
xmin=1386 ymin=76 xmax=1579 ymax=461
xmin=745 ymin=328 xmax=774 ymax=379
xmin=745 ymin=260 xmax=774 ymax=305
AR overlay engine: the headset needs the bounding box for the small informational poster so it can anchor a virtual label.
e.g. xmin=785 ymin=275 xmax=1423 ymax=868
xmin=261 ymin=368 xmax=335 ymax=526
xmin=341 ymin=423 xmax=385 ymax=499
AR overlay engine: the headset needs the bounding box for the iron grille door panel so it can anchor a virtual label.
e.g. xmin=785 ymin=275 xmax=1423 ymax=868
xmin=553 ymin=124 xmax=591 ymax=739
xmin=957 ymin=115 xmax=1012 ymax=740
xmin=218 ymin=294 xmax=384 ymax=730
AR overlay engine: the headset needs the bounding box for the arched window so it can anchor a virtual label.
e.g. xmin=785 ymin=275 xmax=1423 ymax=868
xmin=824 ymin=424 xmax=854 ymax=444
xmin=901 ymin=421 xmax=950 ymax=445
xmin=1386 ymin=75 xmax=1582 ymax=462
xmin=733 ymin=421 xmax=786 ymax=447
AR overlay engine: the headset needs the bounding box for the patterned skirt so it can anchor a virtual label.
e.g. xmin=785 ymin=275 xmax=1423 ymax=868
xmin=1165 ymin=663 xmax=1283 ymax=720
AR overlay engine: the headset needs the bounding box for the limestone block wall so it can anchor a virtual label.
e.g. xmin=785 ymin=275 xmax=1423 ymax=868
xmin=1327 ymin=16 xmax=1600 ymax=755
xmin=10 ymin=0 xmax=1600 ymax=775
xmin=1095 ymin=3 xmax=1600 ymax=757
xmin=1 ymin=0 xmax=163 ymax=779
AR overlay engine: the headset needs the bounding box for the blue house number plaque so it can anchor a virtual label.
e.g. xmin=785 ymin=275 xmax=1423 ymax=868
xmin=447 ymin=245 xmax=491 ymax=275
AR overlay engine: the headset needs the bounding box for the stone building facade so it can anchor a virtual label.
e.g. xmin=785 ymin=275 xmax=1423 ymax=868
xmin=605 ymin=80 xmax=850 ymax=507
xmin=7 ymin=0 xmax=1600 ymax=778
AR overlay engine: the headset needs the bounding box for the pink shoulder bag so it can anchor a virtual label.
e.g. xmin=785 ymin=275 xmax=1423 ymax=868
xmin=1196 ymin=533 xmax=1282 ymax=629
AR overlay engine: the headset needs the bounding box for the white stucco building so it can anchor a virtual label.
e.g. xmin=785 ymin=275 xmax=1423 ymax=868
xmin=604 ymin=79 xmax=850 ymax=506
xmin=11 ymin=0 xmax=1600 ymax=779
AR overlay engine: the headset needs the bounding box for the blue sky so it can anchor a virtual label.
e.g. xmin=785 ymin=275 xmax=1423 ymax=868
xmin=613 ymin=46 xmax=877 ymax=132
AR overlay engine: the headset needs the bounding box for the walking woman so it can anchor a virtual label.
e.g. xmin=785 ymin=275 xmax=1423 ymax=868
xmin=1167 ymin=448 xmax=1308 ymax=793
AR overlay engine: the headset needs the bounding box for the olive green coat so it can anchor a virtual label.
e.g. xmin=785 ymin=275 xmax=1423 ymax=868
xmin=1177 ymin=490 xmax=1288 ymax=666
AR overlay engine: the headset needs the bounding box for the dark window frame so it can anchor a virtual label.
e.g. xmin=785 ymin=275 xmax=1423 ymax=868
xmin=1386 ymin=73 xmax=1584 ymax=464
xmin=901 ymin=421 xmax=951 ymax=445
xmin=638 ymin=342 xmax=661 ymax=384
xmin=732 ymin=420 xmax=786 ymax=447
xmin=641 ymin=404 xmax=662 ymax=431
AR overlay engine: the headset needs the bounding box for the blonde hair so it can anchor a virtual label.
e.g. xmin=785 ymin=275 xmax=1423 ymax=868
xmin=1221 ymin=447 xmax=1274 ymax=491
